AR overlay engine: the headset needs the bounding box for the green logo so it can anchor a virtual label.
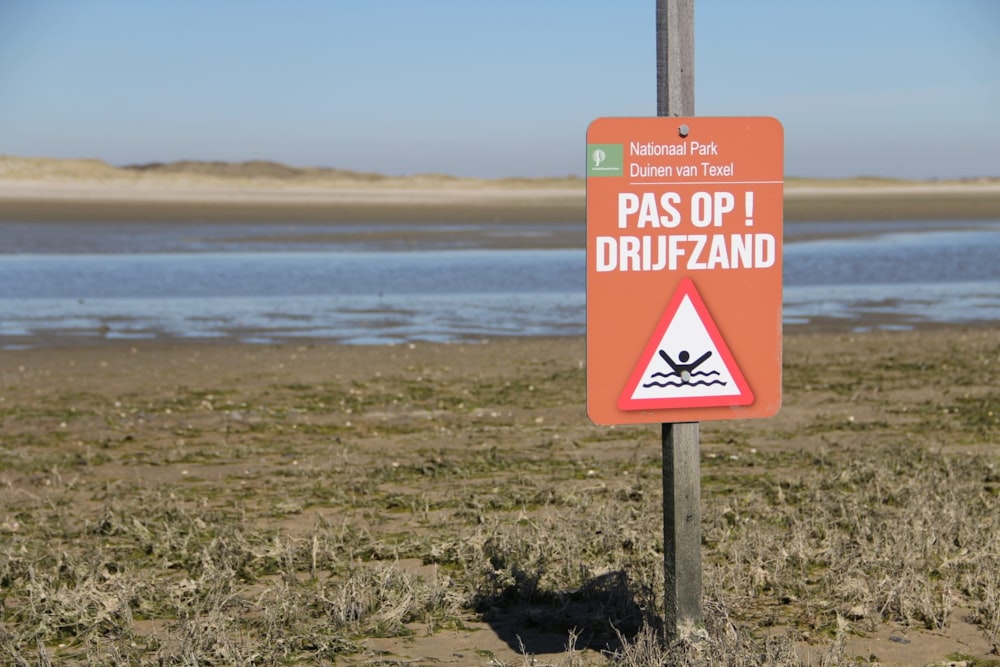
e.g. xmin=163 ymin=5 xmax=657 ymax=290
xmin=587 ymin=143 xmax=623 ymax=177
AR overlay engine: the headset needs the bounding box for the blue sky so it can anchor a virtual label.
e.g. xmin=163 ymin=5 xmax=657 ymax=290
xmin=1 ymin=1 xmax=997 ymax=179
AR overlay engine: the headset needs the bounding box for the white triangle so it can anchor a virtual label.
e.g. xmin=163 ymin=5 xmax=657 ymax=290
xmin=629 ymin=294 xmax=742 ymax=401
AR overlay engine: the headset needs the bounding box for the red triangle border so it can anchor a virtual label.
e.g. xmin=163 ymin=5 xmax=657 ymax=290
xmin=617 ymin=278 xmax=754 ymax=411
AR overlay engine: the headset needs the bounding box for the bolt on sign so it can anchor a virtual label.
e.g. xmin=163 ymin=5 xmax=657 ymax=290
xmin=586 ymin=117 xmax=784 ymax=425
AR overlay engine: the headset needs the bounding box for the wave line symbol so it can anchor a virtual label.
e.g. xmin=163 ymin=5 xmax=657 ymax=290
xmin=642 ymin=379 xmax=729 ymax=389
xmin=649 ymin=370 xmax=720 ymax=380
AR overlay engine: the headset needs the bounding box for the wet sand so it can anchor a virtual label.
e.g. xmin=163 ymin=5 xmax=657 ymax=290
xmin=3 ymin=180 xmax=999 ymax=254
xmin=2 ymin=180 xmax=1000 ymax=224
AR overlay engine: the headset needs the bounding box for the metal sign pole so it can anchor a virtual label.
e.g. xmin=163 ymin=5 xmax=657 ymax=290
xmin=655 ymin=0 xmax=703 ymax=643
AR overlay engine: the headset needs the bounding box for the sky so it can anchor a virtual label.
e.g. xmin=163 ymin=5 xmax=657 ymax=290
xmin=0 ymin=1 xmax=997 ymax=180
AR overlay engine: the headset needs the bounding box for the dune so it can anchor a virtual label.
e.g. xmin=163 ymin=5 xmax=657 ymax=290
xmin=1 ymin=154 xmax=999 ymax=223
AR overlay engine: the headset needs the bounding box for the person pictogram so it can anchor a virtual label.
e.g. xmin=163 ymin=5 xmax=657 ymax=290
xmin=617 ymin=278 xmax=753 ymax=410
xmin=658 ymin=349 xmax=713 ymax=384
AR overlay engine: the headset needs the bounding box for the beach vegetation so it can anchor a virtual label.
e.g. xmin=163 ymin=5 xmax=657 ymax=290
xmin=1 ymin=330 xmax=998 ymax=664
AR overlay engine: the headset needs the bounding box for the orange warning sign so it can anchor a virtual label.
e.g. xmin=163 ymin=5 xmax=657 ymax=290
xmin=586 ymin=116 xmax=783 ymax=425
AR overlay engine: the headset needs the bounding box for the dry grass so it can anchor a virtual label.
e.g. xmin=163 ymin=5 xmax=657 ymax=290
xmin=1 ymin=332 xmax=999 ymax=665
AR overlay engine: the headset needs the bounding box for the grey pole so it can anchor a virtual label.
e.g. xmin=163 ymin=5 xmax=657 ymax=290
xmin=656 ymin=0 xmax=694 ymax=117
xmin=655 ymin=0 xmax=703 ymax=643
xmin=661 ymin=420 xmax=702 ymax=641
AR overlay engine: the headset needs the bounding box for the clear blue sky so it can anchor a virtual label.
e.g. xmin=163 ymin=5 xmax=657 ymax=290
xmin=1 ymin=1 xmax=997 ymax=179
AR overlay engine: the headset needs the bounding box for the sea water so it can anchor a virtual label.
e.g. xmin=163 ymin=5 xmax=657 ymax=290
xmin=0 ymin=220 xmax=997 ymax=348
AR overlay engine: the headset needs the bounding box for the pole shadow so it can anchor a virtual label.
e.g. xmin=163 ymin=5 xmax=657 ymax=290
xmin=473 ymin=569 xmax=658 ymax=656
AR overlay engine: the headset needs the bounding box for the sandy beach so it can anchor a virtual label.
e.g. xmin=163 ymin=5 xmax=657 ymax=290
xmin=1 ymin=163 xmax=999 ymax=665
xmin=2 ymin=163 xmax=999 ymax=259
xmin=2 ymin=156 xmax=1000 ymax=230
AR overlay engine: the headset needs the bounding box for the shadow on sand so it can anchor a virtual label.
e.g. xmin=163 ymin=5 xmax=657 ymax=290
xmin=474 ymin=569 xmax=658 ymax=657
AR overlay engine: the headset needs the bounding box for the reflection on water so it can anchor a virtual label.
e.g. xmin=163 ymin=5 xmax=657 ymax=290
xmin=0 ymin=221 xmax=998 ymax=347
xmin=0 ymin=250 xmax=579 ymax=298
xmin=783 ymin=282 xmax=999 ymax=330
xmin=784 ymin=226 xmax=1000 ymax=285
xmin=782 ymin=222 xmax=1000 ymax=332
xmin=0 ymin=220 xmax=579 ymax=254
xmin=1 ymin=293 xmax=585 ymax=346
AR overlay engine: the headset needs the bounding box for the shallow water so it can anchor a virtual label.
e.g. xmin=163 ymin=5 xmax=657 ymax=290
xmin=1 ymin=220 xmax=997 ymax=348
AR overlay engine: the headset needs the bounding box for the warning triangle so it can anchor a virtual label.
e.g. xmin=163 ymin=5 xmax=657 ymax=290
xmin=618 ymin=278 xmax=753 ymax=411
